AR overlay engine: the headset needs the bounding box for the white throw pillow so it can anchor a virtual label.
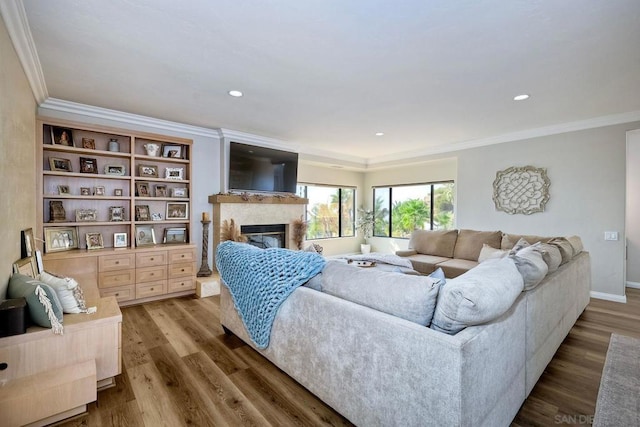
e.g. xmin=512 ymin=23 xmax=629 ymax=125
xmin=478 ymin=244 xmax=508 ymax=263
xmin=38 ymin=271 xmax=85 ymax=313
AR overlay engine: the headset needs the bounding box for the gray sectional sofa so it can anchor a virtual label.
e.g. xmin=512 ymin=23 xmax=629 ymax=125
xmin=220 ymin=235 xmax=591 ymax=426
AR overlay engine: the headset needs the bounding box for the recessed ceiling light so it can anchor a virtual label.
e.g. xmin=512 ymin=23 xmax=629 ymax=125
xmin=513 ymin=94 xmax=530 ymax=101
xmin=228 ymin=90 xmax=243 ymax=97
xmin=375 ymin=132 xmax=384 ymax=136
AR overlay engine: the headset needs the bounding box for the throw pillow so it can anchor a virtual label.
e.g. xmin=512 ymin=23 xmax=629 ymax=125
xmin=8 ymin=273 xmax=64 ymax=333
xmin=38 ymin=271 xmax=87 ymax=313
xmin=566 ymin=235 xmax=584 ymax=255
xmin=320 ymin=262 xmax=441 ymax=326
xmin=509 ymin=243 xmax=548 ymax=290
xmin=548 ymin=237 xmax=574 ymax=265
xmin=430 ymin=257 xmax=524 ymax=335
xmin=478 ymin=244 xmax=508 ymax=263
xmin=428 ymin=267 xmax=446 ymax=284
xmin=452 ymin=229 xmax=502 ymax=261
xmin=539 ymin=243 xmax=562 ymax=273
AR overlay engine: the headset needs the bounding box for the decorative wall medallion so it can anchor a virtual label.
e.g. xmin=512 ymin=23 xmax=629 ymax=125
xmin=492 ymin=166 xmax=550 ymax=215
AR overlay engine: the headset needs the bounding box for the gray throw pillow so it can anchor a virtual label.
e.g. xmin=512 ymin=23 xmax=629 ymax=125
xmin=539 ymin=243 xmax=562 ymax=273
xmin=430 ymin=257 xmax=524 ymax=335
xmin=548 ymin=237 xmax=574 ymax=264
xmin=8 ymin=273 xmax=64 ymax=331
xmin=510 ymin=243 xmax=548 ymax=290
xmin=320 ymin=261 xmax=441 ymax=326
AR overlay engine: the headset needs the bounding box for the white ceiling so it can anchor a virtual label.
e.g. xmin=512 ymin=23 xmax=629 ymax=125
xmin=8 ymin=0 xmax=640 ymax=164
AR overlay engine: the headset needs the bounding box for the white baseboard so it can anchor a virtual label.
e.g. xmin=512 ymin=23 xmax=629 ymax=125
xmin=590 ymin=291 xmax=627 ymax=303
xmin=626 ymin=281 xmax=640 ymax=289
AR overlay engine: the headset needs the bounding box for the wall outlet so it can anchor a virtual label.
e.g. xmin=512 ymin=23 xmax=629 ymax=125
xmin=604 ymin=231 xmax=619 ymax=241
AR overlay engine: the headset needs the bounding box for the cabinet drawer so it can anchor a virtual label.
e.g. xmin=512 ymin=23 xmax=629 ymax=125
xmin=168 ymin=248 xmax=196 ymax=263
xmin=168 ymin=262 xmax=196 ymax=279
xmin=136 ymin=266 xmax=167 ymax=283
xmin=100 ymin=285 xmax=135 ymax=303
xmin=99 ymin=269 xmax=135 ymax=288
xmin=168 ymin=277 xmax=196 ymax=293
xmin=99 ymin=253 xmax=135 ymax=272
xmin=136 ymin=251 xmax=167 ymax=268
xmin=136 ymin=280 xmax=167 ymax=299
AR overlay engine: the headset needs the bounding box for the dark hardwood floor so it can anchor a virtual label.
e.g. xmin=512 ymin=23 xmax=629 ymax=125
xmin=57 ymin=288 xmax=640 ymax=427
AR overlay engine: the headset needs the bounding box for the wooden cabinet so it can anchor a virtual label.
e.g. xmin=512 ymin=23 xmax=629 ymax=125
xmin=0 ymin=297 xmax=121 ymax=426
xmin=37 ymin=117 xmax=197 ymax=305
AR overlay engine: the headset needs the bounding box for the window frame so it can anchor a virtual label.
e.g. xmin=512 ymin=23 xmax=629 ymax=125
xmin=297 ymin=183 xmax=356 ymax=240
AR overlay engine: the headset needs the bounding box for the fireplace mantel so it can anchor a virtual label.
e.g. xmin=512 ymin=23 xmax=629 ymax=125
xmin=208 ymin=194 xmax=308 ymax=205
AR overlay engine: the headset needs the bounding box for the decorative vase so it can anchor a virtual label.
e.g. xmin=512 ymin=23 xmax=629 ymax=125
xmin=144 ymin=143 xmax=160 ymax=157
xmin=360 ymin=243 xmax=371 ymax=254
xmin=108 ymin=138 xmax=120 ymax=152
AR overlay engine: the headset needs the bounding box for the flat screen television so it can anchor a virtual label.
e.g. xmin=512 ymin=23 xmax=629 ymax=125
xmin=228 ymin=141 xmax=299 ymax=193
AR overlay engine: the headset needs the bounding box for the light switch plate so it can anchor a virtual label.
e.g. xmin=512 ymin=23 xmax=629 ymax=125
xmin=604 ymin=231 xmax=619 ymax=241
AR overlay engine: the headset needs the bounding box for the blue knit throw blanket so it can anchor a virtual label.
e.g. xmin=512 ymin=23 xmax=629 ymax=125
xmin=216 ymin=241 xmax=326 ymax=349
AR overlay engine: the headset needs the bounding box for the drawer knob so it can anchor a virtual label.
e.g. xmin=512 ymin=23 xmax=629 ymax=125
xmin=0 ymin=362 xmax=8 ymax=371
xmin=115 ymin=293 xmax=120 ymax=296
xmin=181 ymin=268 xmax=185 ymax=272
xmin=150 ymin=273 xmax=154 ymax=276
xmin=115 ymin=261 xmax=120 ymax=264
xmin=150 ymin=257 xmax=154 ymax=261
xmin=181 ymin=282 xmax=185 ymax=286
xmin=181 ymin=255 xmax=185 ymax=258
xmin=150 ymin=287 xmax=154 ymax=291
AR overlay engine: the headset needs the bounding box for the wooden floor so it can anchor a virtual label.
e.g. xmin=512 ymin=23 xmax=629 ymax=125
xmin=57 ymin=288 xmax=640 ymax=427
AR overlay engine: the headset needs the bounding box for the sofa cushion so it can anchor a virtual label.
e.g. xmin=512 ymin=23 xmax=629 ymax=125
xmin=408 ymin=229 xmax=458 ymax=258
xmin=539 ymin=243 xmax=562 ymax=273
xmin=548 ymin=237 xmax=574 ymax=265
xmin=320 ymin=261 xmax=441 ymax=326
xmin=436 ymin=258 xmax=479 ymax=278
xmin=430 ymin=257 xmax=524 ymax=335
xmin=478 ymin=244 xmax=508 ymax=263
xmin=566 ymin=235 xmax=584 ymax=255
xmin=509 ymin=243 xmax=548 ymax=290
xmin=501 ymin=233 xmax=553 ymax=250
xmin=405 ymin=254 xmax=451 ymax=274
xmin=395 ymin=249 xmax=417 ymax=257
xmin=453 ymin=229 xmax=502 ymax=261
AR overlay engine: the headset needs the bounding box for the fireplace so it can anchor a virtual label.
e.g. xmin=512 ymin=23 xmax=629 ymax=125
xmin=241 ymin=224 xmax=286 ymax=249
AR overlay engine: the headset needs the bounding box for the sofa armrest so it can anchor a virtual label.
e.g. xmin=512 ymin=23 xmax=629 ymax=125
xmin=395 ymin=249 xmax=417 ymax=257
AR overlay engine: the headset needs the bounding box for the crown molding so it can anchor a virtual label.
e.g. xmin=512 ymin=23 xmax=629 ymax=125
xmin=218 ymin=128 xmax=300 ymax=151
xmin=39 ymin=98 xmax=221 ymax=138
xmin=0 ymin=0 xmax=48 ymax=103
xmin=367 ymin=110 xmax=640 ymax=166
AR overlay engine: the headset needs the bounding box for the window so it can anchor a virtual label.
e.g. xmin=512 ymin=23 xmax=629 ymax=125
xmin=373 ymin=182 xmax=454 ymax=238
xmin=297 ymin=184 xmax=355 ymax=239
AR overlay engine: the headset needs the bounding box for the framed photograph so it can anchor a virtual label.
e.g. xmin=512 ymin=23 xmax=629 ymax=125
xmin=80 ymin=187 xmax=91 ymax=196
xmin=13 ymin=256 xmax=37 ymax=278
xmin=151 ymin=212 xmax=163 ymax=221
xmin=44 ymin=227 xmax=78 ymax=253
xmin=114 ymin=188 xmax=124 ymax=196
xmin=76 ymin=208 xmax=98 ymax=222
xmin=171 ymin=187 xmax=188 ymax=198
xmin=136 ymin=182 xmax=150 ymax=197
xmin=164 ymin=227 xmax=187 ymax=244
xmin=114 ymin=232 xmax=128 ymax=248
xmin=35 ymin=250 xmax=43 ymax=274
xmin=162 ymin=144 xmax=183 ymax=159
xmin=81 ymin=137 xmax=95 ymax=149
xmin=166 ymin=202 xmax=189 ymax=220
xmin=79 ymin=157 xmax=98 ymax=174
xmin=85 ymin=232 xmax=104 ymax=250
xmin=135 ymin=205 xmax=151 ymax=221
xmin=138 ymin=164 xmax=159 ymax=178
xmin=109 ymin=206 xmax=125 ymax=221
xmin=105 ymin=165 xmax=126 ymax=176
xmin=51 ymin=127 xmax=74 ymax=146
xmin=21 ymin=228 xmax=35 ymax=258
xmin=49 ymin=200 xmax=66 ymax=222
xmin=57 ymin=185 xmax=70 ymax=195
xmin=165 ymin=167 xmax=184 ymax=180
xmin=94 ymin=185 xmax=105 ymax=196
xmin=49 ymin=157 xmax=73 ymax=172
xmin=135 ymin=225 xmax=156 ymax=246
xmin=155 ymin=184 xmax=167 ymax=197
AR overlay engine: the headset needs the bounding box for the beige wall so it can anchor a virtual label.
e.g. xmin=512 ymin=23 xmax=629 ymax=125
xmin=0 ymin=18 xmax=37 ymax=298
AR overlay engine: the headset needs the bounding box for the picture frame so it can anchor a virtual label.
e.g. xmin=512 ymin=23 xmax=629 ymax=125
xmin=162 ymin=144 xmax=183 ymax=159
xmin=151 ymin=212 xmax=163 ymax=221
xmin=76 ymin=208 xmax=98 ymax=222
xmin=171 ymin=187 xmax=188 ymax=198
xmin=35 ymin=250 xmax=43 ymax=274
xmin=44 ymin=227 xmax=78 ymax=253
xmin=80 ymin=187 xmax=91 ymax=196
xmin=105 ymin=165 xmax=126 ymax=176
xmin=13 ymin=256 xmax=38 ymax=278
xmin=51 ymin=127 xmax=74 ymax=146
xmin=166 ymin=202 xmax=189 ymax=220
xmin=109 ymin=206 xmax=125 ymax=221
xmin=164 ymin=227 xmax=187 ymax=244
xmin=114 ymin=188 xmax=124 ymax=196
xmin=49 ymin=157 xmax=73 ymax=172
xmin=165 ymin=167 xmax=184 ymax=180
xmin=85 ymin=232 xmax=104 ymax=250
xmin=138 ymin=164 xmax=159 ymax=178
xmin=94 ymin=185 xmax=105 ymax=196
xmin=114 ymin=232 xmax=128 ymax=248
xmin=135 ymin=205 xmax=151 ymax=221
xmin=49 ymin=200 xmax=66 ymax=222
xmin=79 ymin=157 xmax=98 ymax=174
xmin=81 ymin=137 xmax=95 ymax=149
xmin=21 ymin=227 xmax=35 ymax=258
xmin=135 ymin=225 xmax=156 ymax=246
xmin=136 ymin=182 xmax=150 ymax=197
xmin=155 ymin=184 xmax=167 ymax=197
xmin=57 ymin=185 xmax=70 ymax=195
